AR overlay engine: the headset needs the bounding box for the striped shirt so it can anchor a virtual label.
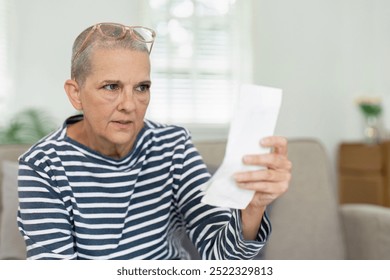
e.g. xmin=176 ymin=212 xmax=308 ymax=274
xmin=17 ymin=115 xmax=271 ymax=260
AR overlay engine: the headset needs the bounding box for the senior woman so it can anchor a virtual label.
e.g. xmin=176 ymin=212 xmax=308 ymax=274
xmin=17 ymin=23 xmax=291 ymax=260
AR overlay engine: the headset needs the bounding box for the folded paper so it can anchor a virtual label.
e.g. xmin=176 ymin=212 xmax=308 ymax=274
xmin=201 ymin=84 xmax=283 ymax=209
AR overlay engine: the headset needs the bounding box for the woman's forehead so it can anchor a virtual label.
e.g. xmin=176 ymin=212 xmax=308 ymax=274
xmin=87 ymin=48 xmax=151 ymax=81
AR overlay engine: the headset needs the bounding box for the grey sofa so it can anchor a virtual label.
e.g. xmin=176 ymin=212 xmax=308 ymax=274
xmin=1 ymin=139 xmax=390 ymax=259
xmin=194 ymin=138 xmax=390 ymax=259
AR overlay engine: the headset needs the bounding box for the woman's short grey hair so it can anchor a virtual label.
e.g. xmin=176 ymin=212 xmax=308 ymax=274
xmin=71 ymin=25 xmax=149 ymax=86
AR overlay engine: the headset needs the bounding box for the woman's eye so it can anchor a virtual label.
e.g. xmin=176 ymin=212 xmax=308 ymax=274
xmin=103 ymin=84 xmax=119 ymax=91
xmin=136 ymin=84 xmax=150 ymax=93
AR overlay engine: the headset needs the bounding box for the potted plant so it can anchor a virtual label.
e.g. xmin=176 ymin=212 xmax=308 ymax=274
xmin=356 ymin=97 xmax=382 ymax=144
xmin=0 ymin=108 xmax=57 ymax=144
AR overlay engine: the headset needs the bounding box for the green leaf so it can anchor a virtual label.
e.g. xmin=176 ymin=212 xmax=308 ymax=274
xmin=359 ymin=103 xmax=382 ymax=117
xmin=0 ymin=108 xmax=58 ymax=144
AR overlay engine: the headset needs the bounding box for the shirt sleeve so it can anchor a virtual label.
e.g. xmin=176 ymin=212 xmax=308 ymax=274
xmin=17 ymin=159 xmax=76 ymax=260
xmin=175 ymin=132 xmax=272 ymax=260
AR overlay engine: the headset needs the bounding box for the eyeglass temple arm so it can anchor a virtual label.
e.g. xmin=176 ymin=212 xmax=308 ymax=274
xmin=73 ymin=25 xmax=98 ymax=62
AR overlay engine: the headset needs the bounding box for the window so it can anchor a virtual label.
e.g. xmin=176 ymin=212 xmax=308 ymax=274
xmin=146 ymin=0 xmax=253 ymax=127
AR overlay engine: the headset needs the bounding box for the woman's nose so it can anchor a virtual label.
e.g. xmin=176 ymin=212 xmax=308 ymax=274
xmin=117 ymin=90 xmax=136 ymax=112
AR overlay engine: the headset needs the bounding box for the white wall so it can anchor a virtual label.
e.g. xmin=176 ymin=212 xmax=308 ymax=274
xmin=252 ymin=0 xmax=390 ymax=162
xmin=5 ymin=0 xmax=390 ymax=165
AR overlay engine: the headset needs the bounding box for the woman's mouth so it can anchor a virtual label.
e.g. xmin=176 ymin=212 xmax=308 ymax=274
xmin=112 ymin=120 xmax=133 ymax=129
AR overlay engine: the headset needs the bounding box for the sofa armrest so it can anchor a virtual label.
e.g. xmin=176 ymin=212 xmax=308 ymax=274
xmin=340 ymin=204 xmax=390 ymax=259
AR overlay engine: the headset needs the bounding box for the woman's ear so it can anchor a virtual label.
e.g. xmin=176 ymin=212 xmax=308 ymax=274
xmin=64 ymin=79 xmax=83 ymax=110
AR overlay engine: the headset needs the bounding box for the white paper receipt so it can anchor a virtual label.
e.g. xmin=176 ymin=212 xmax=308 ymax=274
xmin=201 ymin=84 xmax=283 ymax=209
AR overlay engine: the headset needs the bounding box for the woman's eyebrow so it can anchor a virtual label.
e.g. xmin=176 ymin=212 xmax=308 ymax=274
xmin=99 ymin=80 xmax=121 ymax=85
xmin=136 ymin=80 xmax=152 ymax=86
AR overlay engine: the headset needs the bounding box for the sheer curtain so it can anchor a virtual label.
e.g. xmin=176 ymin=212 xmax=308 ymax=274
xmin=145 ymin=0 xmax=254 ymax=137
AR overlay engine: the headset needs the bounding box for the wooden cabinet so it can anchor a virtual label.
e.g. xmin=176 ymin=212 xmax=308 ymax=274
xmin=338 ymin=141 xmax=390 ymax=206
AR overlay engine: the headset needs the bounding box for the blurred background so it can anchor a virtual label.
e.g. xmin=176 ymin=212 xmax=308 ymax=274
xmin=1 ymin=0 xmax=390 ymax=166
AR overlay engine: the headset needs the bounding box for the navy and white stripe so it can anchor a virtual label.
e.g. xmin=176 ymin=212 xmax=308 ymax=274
xmin=17 ymin=115 xmax=271 ymax=260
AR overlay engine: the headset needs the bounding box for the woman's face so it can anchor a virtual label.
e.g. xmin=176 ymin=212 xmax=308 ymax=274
xmin=75 ymin=48 xmax=151 ymax=155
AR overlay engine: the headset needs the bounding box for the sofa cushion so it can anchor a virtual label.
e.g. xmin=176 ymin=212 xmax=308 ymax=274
xmin=0 ymin=145 xmax=31 ymax=217
xmin=0 ymin=160 xmax=26 ymax=259
xmin=193 ymin=140 xmax=226 ymax=171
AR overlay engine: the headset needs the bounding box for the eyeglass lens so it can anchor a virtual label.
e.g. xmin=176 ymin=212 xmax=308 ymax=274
xmin=132 ymin=27 xmax=154 ymax=42
xmin=98 ymin=24 xmax=154 ymax=43
xmin=99 ymin=24 xmax=125 ymax=38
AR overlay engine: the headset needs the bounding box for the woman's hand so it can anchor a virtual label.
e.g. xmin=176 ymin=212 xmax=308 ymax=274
xmin=234 ymin=136 xmax=292 ymax=240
